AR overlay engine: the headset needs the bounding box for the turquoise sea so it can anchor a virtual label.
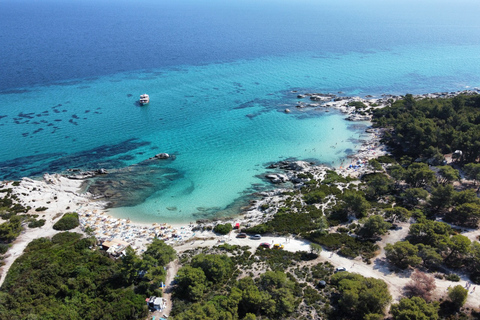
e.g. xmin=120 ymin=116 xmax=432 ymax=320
xmin=1 ymin=0 xmax=480 ymax=223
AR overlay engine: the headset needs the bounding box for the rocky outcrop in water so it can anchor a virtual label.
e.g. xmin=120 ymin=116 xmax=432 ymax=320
xmin=86 ymin=164 xmax=182 ymax=208
xmin=265 ymin=174 xmax=289 ymax=184
xmin=153 ymin=153 xmax=170 ymax=159
xmin=66 ymin=168 xmax=108 ymax=180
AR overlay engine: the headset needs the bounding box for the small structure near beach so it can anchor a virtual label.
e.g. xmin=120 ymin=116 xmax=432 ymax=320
xmin=102 ymin=238 xmax=130 ymax=257
xmin=147 ymin=296 xmax=164 ymax=311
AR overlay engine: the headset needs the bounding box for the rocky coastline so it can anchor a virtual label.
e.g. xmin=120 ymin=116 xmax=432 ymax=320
xmin=3 ymin=89 xmax=480 ymax=252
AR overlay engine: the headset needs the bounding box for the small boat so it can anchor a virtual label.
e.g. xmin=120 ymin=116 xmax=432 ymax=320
xmin=139 ymin=94 xmax=150 ymax=105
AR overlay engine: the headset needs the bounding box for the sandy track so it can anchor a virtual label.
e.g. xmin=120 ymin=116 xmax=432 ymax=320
xmin=171 ymin=227 xmax=480 ymax=309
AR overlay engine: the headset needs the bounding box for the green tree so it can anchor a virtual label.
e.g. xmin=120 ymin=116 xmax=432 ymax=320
xmin=0 ymin=215 xmax=23 ymax=242
xmin=436 ymin=165 xmax=460 ymax=185
xmin=368 ymin=159 xmax=383 ymax=172
xmin=53 ymin=212 xmax=79 ymax=231
xmin=384 ymin=207 xmax=412 ymax=223
xmin=452 ymin=189 xmax=480 ymax=206
xmin=385 ymin=241 xmax=422 ymax=269
xmin=468 ymin=241 xmax=480 ymax=283
xmin=407 ymin=219 xmax=451 ymax=248
xmin=357 ymin=215 xmax=392 ymax=240
xmin=191 ymin=254 xmax=233 ymax=283
xmin=316 ymin=214 xmax=329 ymax=235
xmin=310 ymin=243 xmax=323 ymax=255
xmin=447 ymin=285 xmax=468 ymax=310
xmin=142 ymin=238 xmax=176 ymax=266
xmin=444 ymin=234 xmax=471 ymax=268
xmin=342 ymin=191 xmax=371 ymax=219
xmin=175 ymin=266 xmax=208 ymax=302
xmin=304 ymin=190 xmax=326 ymax=204
xmin=120 ymin=246 xmax=141 ymax=285
xmin=136 ymin=239 xmax=176 ymax=289
xmin=373 ymin=94 xmax=480 ymax=164
xmin=464 ymin=163 xmax=480 ymax=189
xmin=237 ymin=277 xmax=270 ymax=316
xmin=452 ymin=95 xmax=465 ymax=110
xmin=416 ymin=244 xmax=442 ymax=270
xmin=400 ymin=188 xmax=429 ymax=209
xmin=0 ymin=232 xmax=148 ymax=319
xmin=446 ymin=202 xmax=480 ymax=228
xmin=405 ymin=163 xmax=436 ymax=188
xmin=364 ymin=173 xmax=393 ymax=200
xmin=331 ymin=272 xmax=392 ymax=319
xmin=404 ymin=93 xmax=416 ymax=109
xmin=390 ymin=296 xmax=439 ymax=320
xmin=172 ymin=301 xmax=230 ymax=320
xmin=425 ymin=146 xmax=445 ymax=166
xmin=257 ymin=271 xmax=298 ymax=317
xmin=388 ymin=164 xmax=406 ymax=182
xmin=214 ymin=223 xmax=233 ymax=235
xmin=258 ymin=270 xmax=294 ymax=292
xmin=428 ymin=184 xmax=454 ymax=213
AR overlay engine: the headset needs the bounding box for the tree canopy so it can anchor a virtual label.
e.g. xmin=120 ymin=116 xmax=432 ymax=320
xmin=357 ymin=215 xmax=392 ymax=240
xmin=330 ymin=272 xmax=391 ymax=319
xmin=390 ymin=296 xmax=439 ymax=320
xmin=373 ymin=93 xmax=480 ymax=162
xmin=0 ymin=232 xmax=148 ymax=320
xmin=52 ymin=212 xmax=79 ymax=231
xmin=447 ymin=285 xmax=468 ymax=310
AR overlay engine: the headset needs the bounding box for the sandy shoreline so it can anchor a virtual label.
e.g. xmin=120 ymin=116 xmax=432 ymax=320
xmin=2 ymin=89 xmax=478 ymax=254
xmin=0 ymin=93 xmax=391 ymax=254
xmin=3 ymin=89 xmax=480 ymax=310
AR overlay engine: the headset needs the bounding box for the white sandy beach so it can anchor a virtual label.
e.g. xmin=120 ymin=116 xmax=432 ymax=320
xmin=0 ymin=95 xmax=390 ymax=262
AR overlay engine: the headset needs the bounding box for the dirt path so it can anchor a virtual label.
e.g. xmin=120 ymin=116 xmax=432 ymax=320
xmin=171 ymin=227 xmax=480 ymax=310
xmin=162 ymin=259 xmax=180 ymax=316
xmin=148 ymin=259 xmax=180 ymax=319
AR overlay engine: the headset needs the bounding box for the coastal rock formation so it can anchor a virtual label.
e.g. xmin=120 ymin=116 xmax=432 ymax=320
xmin=65 ymin=168 xmax=108 ymax=180
xmin=265 ymin=174 xmax=289 ymax=184
xmin=268 ymin=160 xmax=311 ymax=172
xmin=43 ymin=173 xmax=63 ymax=184
xmin=153 ymin=153 xmax=170 ymax=159
xmin=346 ymin=114 xmax=371 ymax=121
xmin=287 ymin=161 xmax=310 ymax=172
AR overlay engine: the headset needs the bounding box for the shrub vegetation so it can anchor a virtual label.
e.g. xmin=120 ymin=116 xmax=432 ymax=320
xmin=0 ymin=232 xmax=148 ymax=319
xmin=53 ymin=212 xmax=79 ymax=230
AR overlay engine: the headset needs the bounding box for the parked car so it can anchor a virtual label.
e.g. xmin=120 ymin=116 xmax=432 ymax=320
xmin=335 ymin=267 xmax=347 ymax=273
xmin=259 ymin=242 xmax=271 ymax=249
xmin=273 ymin=244 xmax=284 ymax=250
xmin=318 ymin=280 xmax=327 ymax=288
xmin=250 ymin=234 xmax=262 ymax=240
xmin=236 ymin=232 xmax=247 ymax=238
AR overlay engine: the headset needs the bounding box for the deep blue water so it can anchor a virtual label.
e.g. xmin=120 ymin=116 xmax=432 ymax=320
xmin=1 ymin=0 xmax=480 ymax=223
xmin=2 ymin=0 xmax=480 ymax=91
